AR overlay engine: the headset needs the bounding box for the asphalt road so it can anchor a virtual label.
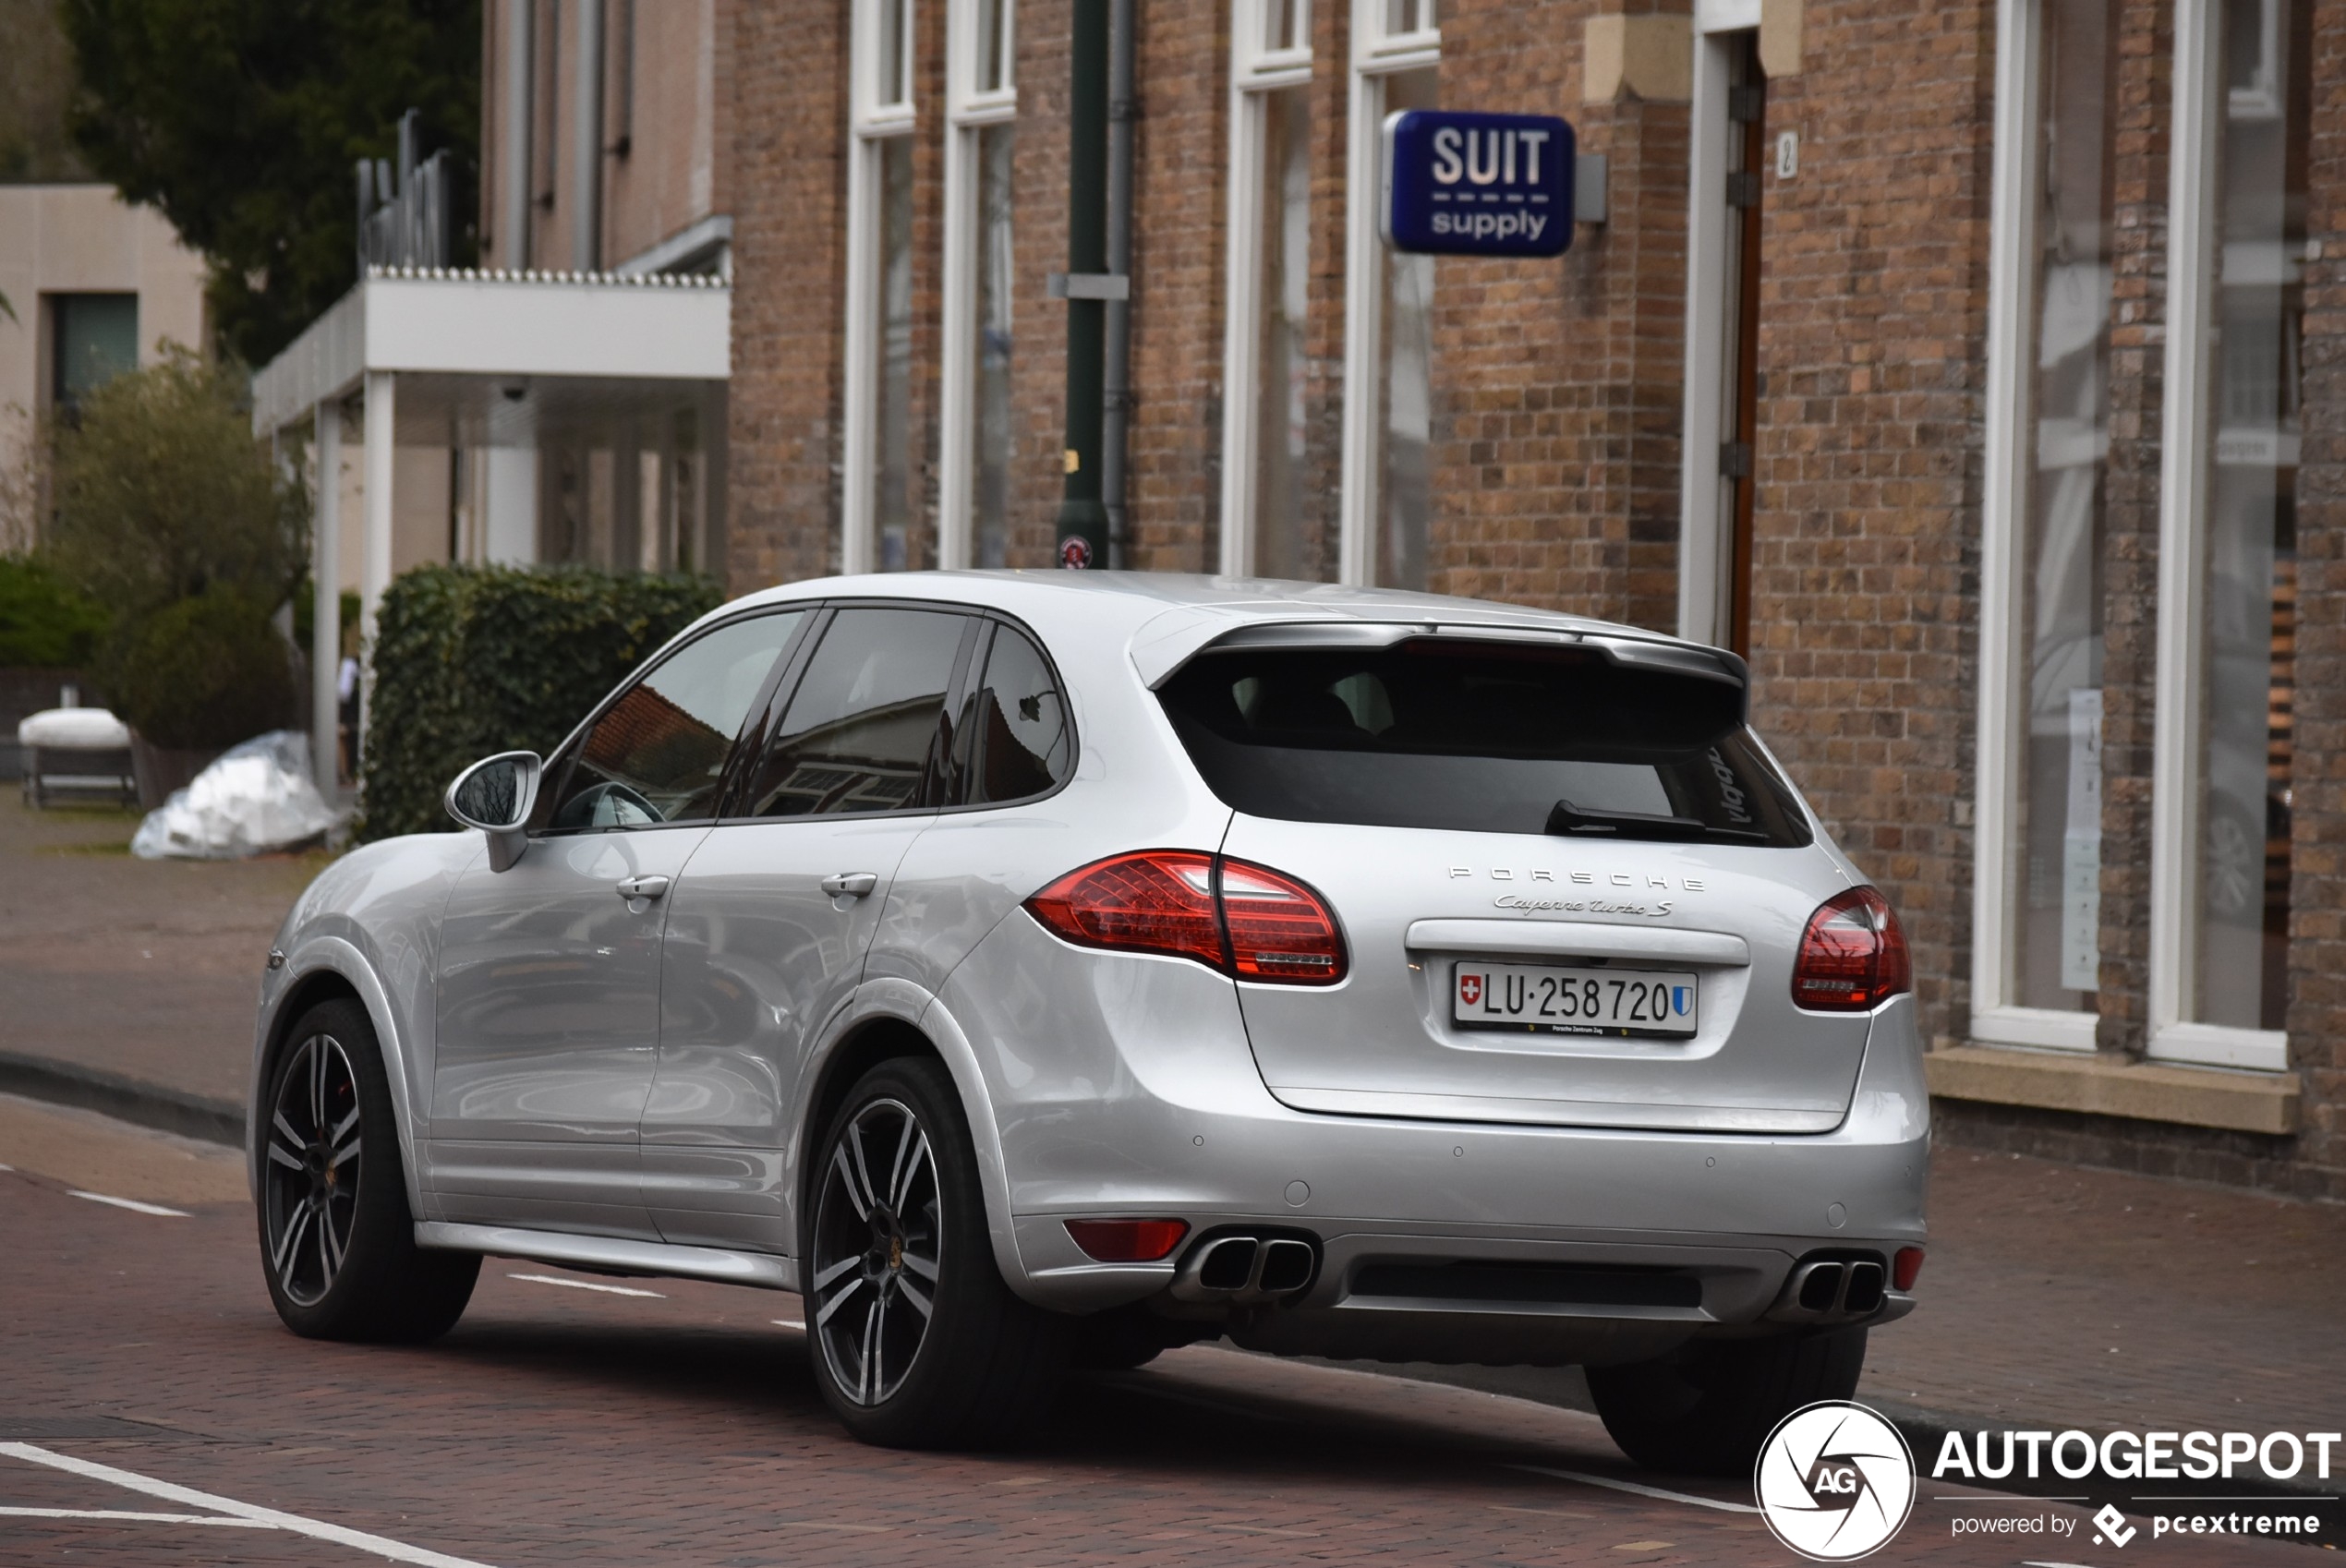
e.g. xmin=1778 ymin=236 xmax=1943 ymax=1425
xmin=0 ymin=1101 xmax=2321 ymax=1568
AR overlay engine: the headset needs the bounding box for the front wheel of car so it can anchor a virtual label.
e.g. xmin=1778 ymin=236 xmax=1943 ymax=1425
xmin=805 ymin=1056 xmax=1068 ymax=1447
xmin=1586 ymin=1327 xmax=1868 ymax=1477
xmin=257 ymin=997 xmax=479 ymax=1343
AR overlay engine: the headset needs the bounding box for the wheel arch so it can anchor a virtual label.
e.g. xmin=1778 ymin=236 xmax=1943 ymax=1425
xmin=253 ymin=940 xmax=428 ymax=1217
xmin=795 ymin=983 xmax=1025 ymax=1300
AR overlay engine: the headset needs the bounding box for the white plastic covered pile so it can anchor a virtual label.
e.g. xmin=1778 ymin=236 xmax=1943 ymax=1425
xmin=131 ymin=730 xmax=341 ymax=860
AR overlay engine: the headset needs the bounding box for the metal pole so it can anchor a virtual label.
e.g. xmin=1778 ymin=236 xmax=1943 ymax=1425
xmin=1101 ymin=0 xmax=1135 ymax=569
xmin=1054 ymin=0 xmax=1109 ymax=567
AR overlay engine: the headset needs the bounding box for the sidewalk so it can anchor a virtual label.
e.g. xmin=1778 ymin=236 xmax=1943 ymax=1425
xmin=2 ymin=789 xmax=2339 ymax=1483
xmin=0 ymin=791 xmax=317 ymax=1140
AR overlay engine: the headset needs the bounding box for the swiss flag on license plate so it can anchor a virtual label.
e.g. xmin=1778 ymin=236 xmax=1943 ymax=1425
xmin=1458 ymin=973 xmax=1483 ymax=1007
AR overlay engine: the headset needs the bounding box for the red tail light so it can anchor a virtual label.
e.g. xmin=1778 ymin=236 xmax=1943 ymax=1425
xmin=1065 ymin=1218 xmax=1190 ymax=1262
xmin=1791 ymin=887 xmax=1911 ymax=1012
xmin=1024 ymin=851 xmax=1348 ymax=985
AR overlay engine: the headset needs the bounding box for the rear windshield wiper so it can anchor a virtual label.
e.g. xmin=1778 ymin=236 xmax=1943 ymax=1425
xmin=1544 ymin=798 xmax=1771 ymax=844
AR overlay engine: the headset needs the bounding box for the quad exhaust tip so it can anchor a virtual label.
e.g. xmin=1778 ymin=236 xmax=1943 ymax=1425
xmin=1772 ymin=1256 xmax=1889 ymax=1324
xmin=1170 ymin=1233 xmax=1318 ymax=1304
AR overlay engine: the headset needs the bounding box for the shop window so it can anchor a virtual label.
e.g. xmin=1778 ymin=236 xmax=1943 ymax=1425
xmin=2147 ymin=0 xmax=2308 ymax=1067
xmin=1220 ymin=1 xmax=1317 ymax=578
xmin=1973 ymin=0 xmax=2122 ymax=1050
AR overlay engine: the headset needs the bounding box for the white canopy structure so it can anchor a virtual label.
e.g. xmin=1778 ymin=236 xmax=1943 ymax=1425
xmin=251 ymin=265 xmax=730 ymax=788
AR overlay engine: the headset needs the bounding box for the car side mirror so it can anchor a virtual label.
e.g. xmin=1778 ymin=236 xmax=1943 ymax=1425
xmin=444 ymin=751 xmax=542 ymax=872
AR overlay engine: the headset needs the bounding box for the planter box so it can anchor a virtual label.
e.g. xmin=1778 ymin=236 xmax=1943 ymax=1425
xmin=132 ymin=736 xmax=224 ymax=812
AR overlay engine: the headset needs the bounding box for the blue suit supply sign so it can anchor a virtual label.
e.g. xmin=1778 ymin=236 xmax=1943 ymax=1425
xmin=1381 ymin=110 xmax=1576 ymax=258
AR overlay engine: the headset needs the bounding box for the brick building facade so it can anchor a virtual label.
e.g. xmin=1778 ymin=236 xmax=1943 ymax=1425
xmin=711 ymin=0 xmax=2342 ymax=1201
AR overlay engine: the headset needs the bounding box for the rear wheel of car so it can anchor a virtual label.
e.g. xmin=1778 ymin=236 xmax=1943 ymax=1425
xmin=1586 ymin=1327 xmax=1868 ymax=1477
xmin=258 ymin=997 xmax=478 ymax=1343
xmin=805 ymin=1056 xmax=1068 ymax=1447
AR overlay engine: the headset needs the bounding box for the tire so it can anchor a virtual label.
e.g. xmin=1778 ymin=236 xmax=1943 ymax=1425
xmin=804 ymin=1056 xmax=1068 ymax=1447
xmin=1587 ymin=1327 xmax=1868 ymax=1477
xmin=257 ymin=997 xmax=478 ymax=1343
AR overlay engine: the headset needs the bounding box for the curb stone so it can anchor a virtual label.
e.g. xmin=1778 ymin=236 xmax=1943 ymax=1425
xmin=0 ymin=1050 xmax=244 ymax=1149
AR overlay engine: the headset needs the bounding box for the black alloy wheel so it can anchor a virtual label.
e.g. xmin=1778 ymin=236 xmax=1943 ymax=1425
xmin=804 ymin=1056 xmax=1069 ymax=1446
xmin=257 ymin=997 xmax=478 ymax=1343
xmin=809 ymin=1095 xmax=943 ymax=1406
xmin=261 ymin=1031 xmax=364 ymax=1306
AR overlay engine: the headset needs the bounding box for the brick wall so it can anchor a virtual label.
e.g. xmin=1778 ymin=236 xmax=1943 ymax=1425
xmin=1740 ymin=0 xmax=1997 ymax=1055
xmin=2287 ymin=0 xmax=2346 ymax=1199
xmin=726 ymin=0 xmax=849 ymax=590
xmin=2093 ymin=0 xmax=2173 ymax=1060
xmin=716 ymin=0 xmax=2345 ymax=1200
xmin=1431 ymin=0 xmax=1685 ymax=629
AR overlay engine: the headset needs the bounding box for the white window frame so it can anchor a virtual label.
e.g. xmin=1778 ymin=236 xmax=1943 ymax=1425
xmin=842 ymin=0 xmax=918 ymax=575
xmin=1336 ymin=0 xmax=1439 ymax=586
xmin=2146 ymin=0 xmax=2289 ymax=1071
xmin=1218 ymin=0 xmax=1314 ymax=576
xmin=937 ymin=0 xmax=1015 ymax=570
xmin=1969 ymin=0 xmax=2099 ymax=1053
xmin=1675 ymin=10 xmax=1751 ymax=646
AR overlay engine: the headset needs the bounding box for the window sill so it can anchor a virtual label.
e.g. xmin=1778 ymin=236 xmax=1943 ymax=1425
xmin=1925 ymin=1044 xmax=2299 ymax=1136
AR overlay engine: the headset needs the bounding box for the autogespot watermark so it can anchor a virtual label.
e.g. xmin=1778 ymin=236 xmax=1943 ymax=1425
xmin=1927 ymin=1425 xmax=2340 ymax=1552
xmin=1751 ymin=1407 xmax=2340 ymax=1558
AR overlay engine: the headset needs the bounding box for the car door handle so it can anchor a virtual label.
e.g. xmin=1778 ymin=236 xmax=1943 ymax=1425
xmin=819 ymin=872 xmax=880 ymax=899
xmin=615 ymin=874 xmax=671 ymax=901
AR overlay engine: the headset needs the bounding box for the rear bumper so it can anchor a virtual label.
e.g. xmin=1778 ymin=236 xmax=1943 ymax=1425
xmin=937 ymin=918 xmax=1929 ymax=1346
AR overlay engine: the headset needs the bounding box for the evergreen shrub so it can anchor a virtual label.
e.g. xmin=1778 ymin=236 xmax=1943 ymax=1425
xmin=359 ymin=563 xmax=720 ymax=839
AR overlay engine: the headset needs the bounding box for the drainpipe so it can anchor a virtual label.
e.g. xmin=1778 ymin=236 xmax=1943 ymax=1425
xmin=502 ymin=0 xmax=534 ymax=267
xmin=1053 ymin=0 xmax=1109 ymax=568
xmin=1101 ymin=0 xmax=1135 ymax=568
xmin=571 ymin=0 xmax=604 ymax=270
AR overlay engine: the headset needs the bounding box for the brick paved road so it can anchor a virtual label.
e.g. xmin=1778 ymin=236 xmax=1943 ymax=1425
xmin=0 ymin=1140 xmax=2327 ymax=1568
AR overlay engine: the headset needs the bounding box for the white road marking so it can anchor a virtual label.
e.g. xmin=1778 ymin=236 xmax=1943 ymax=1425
xmin=506 ymin=1272 xmax=663 ymax=1298
xmin=0 ymin=1506 xmax=272 ymax=1526
xmin=67 ymin=1191 xmax=190 ymax=1217
xmin=0 ymin=1443 xmax=501 ymax=1568
xmin=772 ymin=1318 xmax=804 ymax=1330
xmin=1507 ymin=1463 xmax=1761 ymax=1514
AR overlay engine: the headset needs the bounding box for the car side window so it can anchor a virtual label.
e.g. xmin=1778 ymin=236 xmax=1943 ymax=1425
xmin=969 ymin=625 xmax=1073 ymax=804
xmin=542 ymin=610 xmax=806 ymax=832
xmin=740 ymin=608 xmax=973 ymax=818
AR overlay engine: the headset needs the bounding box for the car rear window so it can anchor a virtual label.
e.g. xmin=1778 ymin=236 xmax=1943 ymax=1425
xmin=1157 ymin=641 xmax=1814 ymax=846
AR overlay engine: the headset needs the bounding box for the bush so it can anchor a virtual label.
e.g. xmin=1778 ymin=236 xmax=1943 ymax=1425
xmin=0 ymin=555 xmax=108 ymax=668
xmin=360 ymin=564 xmax=722 ymax=840
xmin=43 ymin=348 xmax=306 ymax=620
xmin=105 ymin=589 xmax=296 ymax=749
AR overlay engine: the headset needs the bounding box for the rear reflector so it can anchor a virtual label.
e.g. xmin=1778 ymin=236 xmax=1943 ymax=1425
xmin=1893 ymin=1246 xmax=1925 ymax=1292
xmin=1024 ymin=851 xmax=1347 ymax=984
xmin=1064 ymin=1218 xmax=1190 ymax=1263
xmin=1791 ymin=886 xmax=1912 ymax=1012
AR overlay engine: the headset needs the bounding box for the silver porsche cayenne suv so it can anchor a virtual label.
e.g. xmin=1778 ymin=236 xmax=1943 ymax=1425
xmin=249 ymin=573 xmax=1927 ymax=1471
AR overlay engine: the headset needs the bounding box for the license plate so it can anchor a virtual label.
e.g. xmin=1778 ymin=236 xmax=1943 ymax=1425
xmin=1452 ymin=962 xmax=1699 ymax=1038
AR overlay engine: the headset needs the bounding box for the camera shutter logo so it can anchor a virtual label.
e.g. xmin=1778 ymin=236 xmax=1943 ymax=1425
xmin=1754 ymin=1401 xmax=1917 ymax=1561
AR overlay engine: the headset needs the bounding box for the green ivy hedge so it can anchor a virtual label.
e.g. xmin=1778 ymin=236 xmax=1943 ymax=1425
xmin=359 ymin=564 xmax=722 ymax=840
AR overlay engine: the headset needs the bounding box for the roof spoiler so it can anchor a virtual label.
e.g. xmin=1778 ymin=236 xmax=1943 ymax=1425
xmin=1145 ymin=621 xmax=1749 ymax=719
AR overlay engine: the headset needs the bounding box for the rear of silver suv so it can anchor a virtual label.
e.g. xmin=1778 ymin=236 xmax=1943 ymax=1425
xmin=996 ymin=614 xmax=1928 ymax=1475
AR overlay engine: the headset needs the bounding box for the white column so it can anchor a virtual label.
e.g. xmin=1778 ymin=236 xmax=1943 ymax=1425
xmin=360 ymin=371 xmax=396 ymax=749
xmin=311 ymin=402 xmax=343 ymax=792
